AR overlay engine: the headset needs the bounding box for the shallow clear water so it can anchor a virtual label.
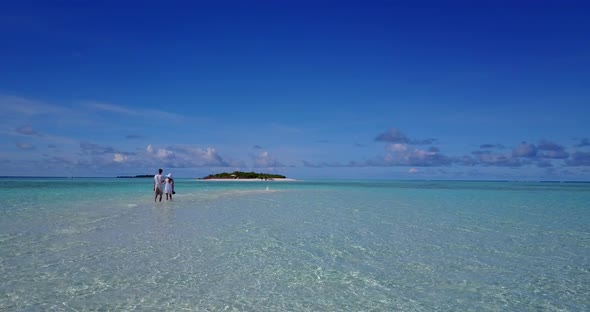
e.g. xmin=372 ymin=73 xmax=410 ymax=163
xmin=1 ymin=178 xmax=589 ymax=311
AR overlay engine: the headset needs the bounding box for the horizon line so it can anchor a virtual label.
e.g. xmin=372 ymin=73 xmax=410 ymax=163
xmin=1 ymin=176 xmax=589 ymax=183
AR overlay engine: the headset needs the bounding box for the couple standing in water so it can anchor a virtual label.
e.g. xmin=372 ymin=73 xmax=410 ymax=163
xmin=154 ymin=168 xmax=175 ymax=202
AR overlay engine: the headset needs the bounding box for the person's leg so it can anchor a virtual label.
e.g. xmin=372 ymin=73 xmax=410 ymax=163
xmin=156 ymin=188 xmax=163 ymax=202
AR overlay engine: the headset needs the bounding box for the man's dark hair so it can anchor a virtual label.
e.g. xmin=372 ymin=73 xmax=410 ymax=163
xmin=158 ymin=169 xmax=163 ymax=174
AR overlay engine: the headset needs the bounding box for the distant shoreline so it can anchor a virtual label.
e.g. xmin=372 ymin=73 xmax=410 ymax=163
xmin=202 ymin=171 xmax=287 ymax=180
xmin=116 ymin=175 xmax=153 ymax=178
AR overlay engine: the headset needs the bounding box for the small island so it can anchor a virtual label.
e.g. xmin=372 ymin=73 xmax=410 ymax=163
xmin=117 ymin=174 xmax=153 ymax=178
xmin=201 ymin=171 xmax=289 ymax=180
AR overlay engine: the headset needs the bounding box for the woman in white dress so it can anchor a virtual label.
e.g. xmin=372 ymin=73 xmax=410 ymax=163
xmin=164 ymin=173 xmax=175 ymax=201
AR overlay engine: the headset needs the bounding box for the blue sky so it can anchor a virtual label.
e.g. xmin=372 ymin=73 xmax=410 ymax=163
xmin=1 ymin=1 xmax=589 ymax=180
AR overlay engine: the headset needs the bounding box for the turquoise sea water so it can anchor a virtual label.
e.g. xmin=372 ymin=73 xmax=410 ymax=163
xmin=1 ymin=178 xmax=589 ymax=311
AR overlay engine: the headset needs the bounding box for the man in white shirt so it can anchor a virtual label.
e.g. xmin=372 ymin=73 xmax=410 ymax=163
xmin=154 ymin=168 xmax=165 ymax=202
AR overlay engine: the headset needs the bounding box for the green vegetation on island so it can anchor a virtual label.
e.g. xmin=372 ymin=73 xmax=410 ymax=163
xmin=117 ymin=174 xmax=153 ymax=178
xmin=202 ymin=171 xmax=286 ymax=180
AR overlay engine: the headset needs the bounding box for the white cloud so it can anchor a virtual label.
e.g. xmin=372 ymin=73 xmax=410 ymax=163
xmin=145 ymin=144 xmax=229 ymax=167
xmin=16 ymin=125 xmax=42 ymax=136
xmin=388 ymin=143 xmax=408 ymax=152
xmin=156 ymin=148 xmax=174 ymax=159
xmin=199 ymin=147 xmax=222 ymax=164
xmin=113 ymin=153 xmax=128 ymax=163
xmin=146 ymin=144 xmax=175 ymax=161
xmin=0 ymin=95 xmax=69 ymax=116
xmin=375 ymin=128 xmax=410 ymax=143
xmin=254 ymin=151 xmax=285 ymax=168
xmin=85 ymin=101 xmax=137 ymax=115
xmin=512 ymin=142 xmax=537 ymax=158
xmin=381 ymin=145 xmax=452 ymax=167
xmin=477 ymin=152 xmax=522 ymax=167
xmin=84 ymin=101 xmax=187 ymax=122
xmin=16 ymin=142 xmax=34 ymax=150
